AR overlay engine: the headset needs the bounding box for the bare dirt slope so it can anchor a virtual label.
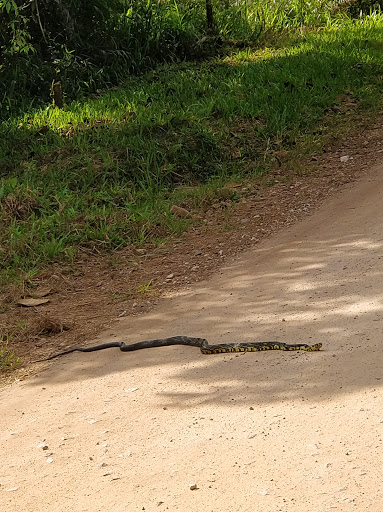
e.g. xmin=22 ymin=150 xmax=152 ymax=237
xmin=2 ymin=165 xmax=383 ymax=511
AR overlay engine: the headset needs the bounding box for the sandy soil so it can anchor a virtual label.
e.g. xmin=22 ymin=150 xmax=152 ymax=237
xmin=2 ymin=163 xmax=383 ymax=511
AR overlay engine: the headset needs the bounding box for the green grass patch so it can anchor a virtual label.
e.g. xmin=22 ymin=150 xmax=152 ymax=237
xmin=2 ymin=15 xmax=383 ymax=283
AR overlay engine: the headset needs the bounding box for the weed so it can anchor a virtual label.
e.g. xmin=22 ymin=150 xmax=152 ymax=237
xmin=137 ymin=280 xmax=153 ymax=293
xmin=0 ymin=335 xmax=19 ymax=371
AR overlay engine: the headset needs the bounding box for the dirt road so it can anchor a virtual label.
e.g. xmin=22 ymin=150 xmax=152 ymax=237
xmin=2 ymin=164 xmax=383 ymax=511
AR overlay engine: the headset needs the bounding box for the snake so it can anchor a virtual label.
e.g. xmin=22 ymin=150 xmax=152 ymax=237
xmin=36 ymin=336 xmax=322 ymax=362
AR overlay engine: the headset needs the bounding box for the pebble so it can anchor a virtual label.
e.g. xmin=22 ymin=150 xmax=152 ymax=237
xmin=189 ymin=483 xmax=198 ymax=490
xmin=118 ymin=451 xmax=132 ymax=458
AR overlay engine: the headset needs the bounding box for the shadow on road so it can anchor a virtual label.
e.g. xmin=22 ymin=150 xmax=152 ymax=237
xmin=28 ymin=223 xmax=383 ymax=407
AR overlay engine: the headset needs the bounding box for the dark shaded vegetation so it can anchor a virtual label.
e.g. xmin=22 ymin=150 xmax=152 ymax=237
xmin=0 ymin=0 xmax=206 ymax=119
xmin=1 ymin=0 xmax=368 ymax=119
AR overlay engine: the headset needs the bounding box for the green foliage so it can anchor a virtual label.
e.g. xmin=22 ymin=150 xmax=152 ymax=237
xmin=0 ymin=0 xmax=205 ymax=118
xmin=214 ymin=0 xmax=337 ymax=39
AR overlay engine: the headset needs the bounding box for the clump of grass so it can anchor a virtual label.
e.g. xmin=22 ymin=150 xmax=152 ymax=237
xmin=0 ymin=336 xmax=19 ymax=371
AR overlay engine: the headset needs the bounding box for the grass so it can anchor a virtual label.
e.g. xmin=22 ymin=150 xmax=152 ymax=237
xmin=1 ymin=14 xmax=383 ymax=285
xmin=0 ymin=336 xmax=19 ymax=370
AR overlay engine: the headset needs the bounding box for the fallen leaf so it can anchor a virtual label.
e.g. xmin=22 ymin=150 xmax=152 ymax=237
xmin=31 ymin=288 xmax=52 ymax=298
xmin=170 ymin=205 xmax=190 ymax=218
xmin=17 ymin=298 xmax=50 ymax=307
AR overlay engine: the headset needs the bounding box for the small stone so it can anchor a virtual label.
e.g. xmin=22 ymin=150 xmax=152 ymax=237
xmin=124 ymin=387 xmax=139 ymax=393
xmin=189 ymin=483 xmax=198 ymax=490
xmin=37 ymin=443 xmax=49 ymax=450
xmin=166 ymin=274 xmax=174 ymax=280
xmin=46 ymin=457 xmax=53 ymax=463
xmin=118 ymin=451 xmax=132 ymax=458
xmin=99 ymin=462 xmax=108 ymax=468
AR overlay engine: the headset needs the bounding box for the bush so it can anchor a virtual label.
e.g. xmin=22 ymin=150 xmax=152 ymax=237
xmin=0 ymin=0 xmax=204 ymax=119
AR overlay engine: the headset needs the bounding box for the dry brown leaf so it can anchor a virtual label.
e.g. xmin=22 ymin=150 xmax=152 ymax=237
xmin=31 ymin=288 xmax=52 ymax=298
xmin=17 ymin=298 xmax=50 ymax=307
xmin=170 ymin=205 xmax=190 ymax=218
